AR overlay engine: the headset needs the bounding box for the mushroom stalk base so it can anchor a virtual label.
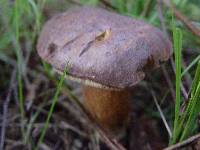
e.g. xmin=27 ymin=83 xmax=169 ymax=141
xmin=83 ymin=86 xmax=131 ymax=136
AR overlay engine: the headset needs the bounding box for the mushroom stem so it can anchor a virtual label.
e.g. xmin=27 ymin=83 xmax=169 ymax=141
xmin=83 ymin=86 xmax=131 ymax=136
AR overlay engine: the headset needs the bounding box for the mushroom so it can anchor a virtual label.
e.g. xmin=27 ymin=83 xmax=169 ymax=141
xmin=37 ymin=7 xmax=172 ymax=136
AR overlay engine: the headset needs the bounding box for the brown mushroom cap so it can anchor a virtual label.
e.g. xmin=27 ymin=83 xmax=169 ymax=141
xmin=37 ymin=7 xmax=172 ymax=90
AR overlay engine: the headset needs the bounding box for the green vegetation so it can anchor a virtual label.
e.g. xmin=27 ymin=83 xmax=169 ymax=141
xmin=35 ymin=67 xmax=67 ymax=150
xmin=0 ymin=0 xmax=199 ymax=149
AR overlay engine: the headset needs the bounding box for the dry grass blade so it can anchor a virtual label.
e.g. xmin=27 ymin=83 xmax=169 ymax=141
xmin=157 ymin=0 xmax=176 ymax=102
xmin=0 ymin=69 xmax=16 ymax=150
xmin=99 ymin=0 xmax=117 ymax=10
xmin=161 ymin=66 xmax=176 ymax=101
xmin=170 ymin=58 xmax=189 ymax=100
xmin=163 ymin=0 xmax=200 ymax=38
xmin=163 ymin=133 xmax=200 ymax=150
xmin=157 ymin=0 xmax=188 ymax=101
xmin=150 ymin=89 xmax=172 ymax=138
xmin=157 ymin=0 xmax=168 ymax=36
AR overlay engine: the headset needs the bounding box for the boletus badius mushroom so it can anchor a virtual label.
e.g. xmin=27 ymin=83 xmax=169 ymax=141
xmin=37 ymin=7 xmax=172 ymax=137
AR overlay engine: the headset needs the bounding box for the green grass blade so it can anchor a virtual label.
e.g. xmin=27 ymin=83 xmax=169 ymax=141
xmin=174 ymin=61 xmax=200 ymax=142
xmin=190 ymin=60 xmax=200 ymax=96
xmin=28 ymin=0 xmax=42 ymax=32
xmin=13 ymin=0 xmax=26 ymax=141
xmin=169 ymin=0 xmax=184 ymax=144
xmin=181 ymin=55 xmax=200 ymax=77
xmin=180 ymin=83 xmax=200 ymax=140
xmin=34 ymin=67 xmax=67 ymax=150
xmin=179 ymin=61 xmax=200 ymax=140
xmin=172 ymin=27 xmax=183 ymax=143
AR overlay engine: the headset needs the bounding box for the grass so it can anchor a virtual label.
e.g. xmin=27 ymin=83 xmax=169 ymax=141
xmin=171 ymin=60 xmax=200 ymax=143
xmin=0 ymin=0 xmax=200 ymax=149
xmin=170 ymin=0 xmax=200 ymax=144
xmin=34 ymin=67 xmax=67 ymax=150
xmin=0 ymin=0 xmax=45 ymax=144
xmin=181 ymin=55 xmax=200 ymax=77
xmin=12 ymin=0 xmax=26 ymax=142
xmin=180 ymin=61 xmax=200 ymax=140
xmin=171 ymin=27 xmax=183 ymax=144
xmin=170 ymin=0 xmax=183 ymax=141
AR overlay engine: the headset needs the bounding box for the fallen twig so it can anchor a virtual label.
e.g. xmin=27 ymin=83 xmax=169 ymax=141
xmin=163 ymin=0 xmax=200 ymax=38
xmin=163 ymin=133 xmax=200 ymax=150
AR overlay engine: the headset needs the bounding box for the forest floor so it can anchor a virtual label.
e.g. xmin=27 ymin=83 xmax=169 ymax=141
xmin=0 ymin=0 xmax=200 ymax=150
